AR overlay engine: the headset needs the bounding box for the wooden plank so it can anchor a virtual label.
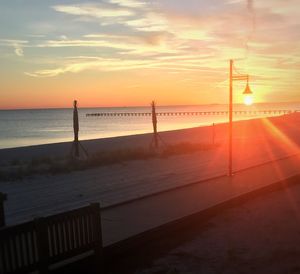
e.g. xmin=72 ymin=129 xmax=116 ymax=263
xmin=64 ymin=217 xmax=71 ymax=252
xmin=12 ymin=235 xmax=19 ymax=270
xmin=59 ymin=219 xmax=66 ymax=253
xmin=69 ymin=216 xmax=75 ymax=251
xmin=18 ymin=233 xmax=25 ymax=268
xmin=6 ymin=239 xmax=14 ymax=272
xmin=79 ymin=215 xmax=85 ymax=247
xmin=55 ymin=222 xmax=61 ymax=255
xmin=0 ymin=192 xmax=7 ymax=228
xmin=35 ymin=217 xmax=49 ymax=274
xmin=0 ymin=242 xmax=8 ymax=273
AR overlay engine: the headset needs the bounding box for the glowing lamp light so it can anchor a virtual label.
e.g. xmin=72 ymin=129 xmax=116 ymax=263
xmin=243 ymin=82 xmax=253 ymax=105
xmin=243 ymin=94 xmax=253 ymax=106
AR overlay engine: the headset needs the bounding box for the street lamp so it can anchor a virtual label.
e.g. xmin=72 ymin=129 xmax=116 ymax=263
xmin=228 ymin=59 xmax=253 ymax=176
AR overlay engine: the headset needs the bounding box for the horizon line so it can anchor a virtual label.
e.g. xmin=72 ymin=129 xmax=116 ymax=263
xmin=1 ymin=101 xmax=300 ymax=111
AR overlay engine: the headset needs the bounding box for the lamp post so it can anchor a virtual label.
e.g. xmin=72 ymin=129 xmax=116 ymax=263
xmin=228 ymin=59 xmax=253 ymax=176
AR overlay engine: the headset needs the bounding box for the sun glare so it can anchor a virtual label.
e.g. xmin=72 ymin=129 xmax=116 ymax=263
xmin=244 ymin=95 xmax=253 ymax=106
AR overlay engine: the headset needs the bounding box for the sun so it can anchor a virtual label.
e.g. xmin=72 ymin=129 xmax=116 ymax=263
xmin=244 ymin=95 xmax=253 ymax=106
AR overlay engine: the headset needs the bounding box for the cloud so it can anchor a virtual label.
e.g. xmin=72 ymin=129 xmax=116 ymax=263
xmin=0 ymin=39 xmax=28 ymax=46
xmin=108 ymin=0 xmax=147 ymax=9
xmin=14 ymin=45 xmax=24 ymax=56
xmin=0 ymin=39 xmax=27 ymax=57
xmin=16 ymin=0 xmax=300 ymax=97
xmin=125 ymin=12 xmax=169 ymax=32
xmin=25 ymin=57 xmax=157 ymax=77
xmin=84 ymin=31 xmax=172 ymax=46
xmin=36 ymin=34 xmax=180 ymax=56
xmin=52 ymin=4 xmax=134 ymax=18
xmin=25 ymin=49 xmax=220 ymax=78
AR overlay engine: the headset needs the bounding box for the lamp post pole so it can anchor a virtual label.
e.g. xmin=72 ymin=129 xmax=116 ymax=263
xmin=228 ymin=59 xmax=253 ymax=176
xmin=229 ymin=60 xmax=233 ymax=176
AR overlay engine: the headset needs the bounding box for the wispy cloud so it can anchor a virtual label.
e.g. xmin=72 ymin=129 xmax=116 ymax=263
xmin=25 ymin=50 xmax=221 ymax=78
xmin=14 ymin=45 xmax=24 ymax=56
xmin=108 ymin=0 xmax=147 ymax=9
xmin=52 ymin=3 xmax=135 ymax=18
xmin=0 ymin=39 xmax=27 ymax=57
xmin=25 ymin=57 xmax=157 ymax=77
xmin=37 ymin=40 xmax=174 ymax=56
xmin=0 ymin=39 xmax=28 ymax=46
xmin=125 ymin=12 xmax=169 ymax=32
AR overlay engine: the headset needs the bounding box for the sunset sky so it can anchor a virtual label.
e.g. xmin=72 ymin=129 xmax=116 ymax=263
xmin=0 ymin=0 xmax=299 ymax=109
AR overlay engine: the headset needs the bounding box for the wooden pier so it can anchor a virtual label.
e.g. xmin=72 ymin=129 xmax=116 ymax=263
xmin=86 ymin=110 xmax=297 ymax=117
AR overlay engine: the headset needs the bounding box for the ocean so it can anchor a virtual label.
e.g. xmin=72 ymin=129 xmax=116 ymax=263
xmin=0 ymin=103 xmax=299 ymax=149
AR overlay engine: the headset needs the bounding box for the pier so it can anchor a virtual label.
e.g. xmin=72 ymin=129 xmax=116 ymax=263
xmin=86 ymin=109 xmax=297 ymax=117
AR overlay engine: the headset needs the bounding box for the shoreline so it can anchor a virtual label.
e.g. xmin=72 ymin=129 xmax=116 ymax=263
xmin=0 ymin=121 xmax=222 ymax=164
xmin=0 ymin=113 xmax=296 ymax=165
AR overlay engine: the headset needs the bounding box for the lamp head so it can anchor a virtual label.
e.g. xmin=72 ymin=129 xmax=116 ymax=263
xmin=243 ymin=76 xmax=253 ymax=95
xmin=243 ymin=83 xmax=253 ymax=95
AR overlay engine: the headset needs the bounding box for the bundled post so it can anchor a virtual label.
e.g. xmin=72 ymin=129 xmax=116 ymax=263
xmin=70 ymin=100 xmax=88 ymax=159
xmin=151 ymin=101 xmax=158 ymax=149
xmin=73 ymin=100 xmax=79 ymax=157
xmin=150 ymin=101 xmax=166 ymax=150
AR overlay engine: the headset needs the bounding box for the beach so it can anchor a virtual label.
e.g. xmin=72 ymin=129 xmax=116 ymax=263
xmin=1 ymin=111 xmax=300 ymax=274
xmin=0 ymin=112 xmax=300 ymax=226
xmin=1 ymin=103 xmax=299 ymax=150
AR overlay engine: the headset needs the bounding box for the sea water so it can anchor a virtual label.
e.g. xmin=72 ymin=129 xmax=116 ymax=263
xmin=0 ymin=103 xmax=299 ymax=149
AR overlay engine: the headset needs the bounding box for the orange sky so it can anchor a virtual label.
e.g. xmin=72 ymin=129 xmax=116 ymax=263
xmin=0 ymin=0 xmax=300 ymax=109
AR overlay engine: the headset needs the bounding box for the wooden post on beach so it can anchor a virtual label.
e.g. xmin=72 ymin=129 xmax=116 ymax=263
xmin=151 ymin=101 xmax=158 ymax=149
xmin=73 ymin=100 xmax=79 ymax=157
xmin=70 ymin=100 xmax=88 ymax=159
xmin=0 ymin=192 xmax=7 ymax=227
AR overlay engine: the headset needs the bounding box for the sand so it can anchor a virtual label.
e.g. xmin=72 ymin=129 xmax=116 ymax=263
xmin=134 ymin=179 xmax=300 ymax=274
xmin=0 ymin=113 xmax=300 ymax=226
xmin=1 ymin=113 xmax=299 ymax=165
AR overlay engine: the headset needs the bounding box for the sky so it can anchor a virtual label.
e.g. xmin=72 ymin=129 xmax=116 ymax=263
xmin=0 ymin=0 xmax=299 ymax=109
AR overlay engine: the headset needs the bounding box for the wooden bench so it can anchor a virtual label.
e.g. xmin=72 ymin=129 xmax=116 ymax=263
xmin=0 ymin=203 xmax=103 ymax=273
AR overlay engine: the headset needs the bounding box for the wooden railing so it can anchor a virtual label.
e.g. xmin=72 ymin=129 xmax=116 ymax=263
xmin=0 ymin=203 xmax=103 ymax=274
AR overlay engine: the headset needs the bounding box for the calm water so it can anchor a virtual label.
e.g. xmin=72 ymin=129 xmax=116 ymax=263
xmin=0 ymin=103 xmax=299 ymax=149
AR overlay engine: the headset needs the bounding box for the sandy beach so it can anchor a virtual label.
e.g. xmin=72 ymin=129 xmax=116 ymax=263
xmin=0 ymin=113 xmax=300 ymax=227
xmin=0 ymin=112 xmax=299 ymax=164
